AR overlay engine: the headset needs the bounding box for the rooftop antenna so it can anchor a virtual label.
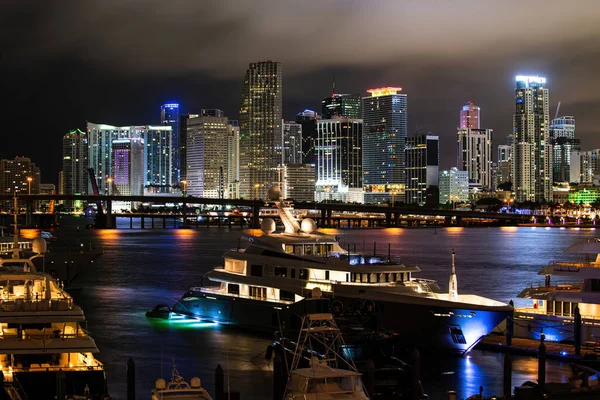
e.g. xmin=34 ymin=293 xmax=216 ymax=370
xmin=332 ymin=77 xmax=336 ymax=97
xmin=554 ymin=101 xmax=561 ymax=120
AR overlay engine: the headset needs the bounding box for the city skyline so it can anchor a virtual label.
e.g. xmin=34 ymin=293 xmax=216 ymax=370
xmin=2 ymin=2 xmax=600 ymax=185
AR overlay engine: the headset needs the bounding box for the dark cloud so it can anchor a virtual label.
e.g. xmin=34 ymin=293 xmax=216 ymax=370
xmin=1 ymin=0 xmax=600 ymax=178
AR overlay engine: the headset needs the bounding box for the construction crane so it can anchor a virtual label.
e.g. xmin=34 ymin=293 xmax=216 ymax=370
xmin=554 ymin=101 xmax=561 ymax=120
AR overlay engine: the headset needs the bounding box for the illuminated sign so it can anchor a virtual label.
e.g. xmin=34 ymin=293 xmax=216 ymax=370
xmin=366 ymin=87 xmax=403 ymax=97
xmin=515 ymin=76 xmax=546 ymax=87
xmin=163 ymin=103 xmax=179 ymax=108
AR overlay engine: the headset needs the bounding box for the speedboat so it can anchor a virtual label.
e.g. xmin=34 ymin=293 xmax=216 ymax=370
xmin=0 ymin=237 xmax=109 ymax=399
xmin=173 ymin=187 xmax=512 ymax=353
xmin=151 ymin=362 xmax=212 ymax=400
xmin=146 ymin=304 xmax=172 ymax=319
xmin=514 ymin=238 xmax=600 ymax=342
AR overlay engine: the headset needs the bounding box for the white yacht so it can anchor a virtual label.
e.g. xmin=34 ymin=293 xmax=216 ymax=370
xmin=173 ymin=189 xmax=512 ymax=353
xmin=151 ymin=362 xmax=212 ymax=400
xmin=0 ymin=238 xmax=109 ymax=399
xmin=514 ymin=238 xmax=600 ymax=343
xmin=284 ymin=290 xmax=369 ymax=400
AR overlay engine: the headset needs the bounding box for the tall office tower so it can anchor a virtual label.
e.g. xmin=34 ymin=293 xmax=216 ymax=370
xmin=239 ymin=61 xmax=283 ymax=198
xmin=497 ymin=144 xmax=512 ymax=186
xmin=321 ymin=93 xmax=361 ymax=119
xmin=405 ymin=134 xmax=439 ymax=205
xmin=161 ymin=103 xmax=180 ymax=184
xmin=295 ymin=109 xmax=319 ymax=166
xmin=570 ymin=149 xmax=600 ymax=183
xmin=0 ymin=157 xmax=41 ymax=196
xmin=498 ymin=145 xmax=512 ymax=163
xmin=457 ymin=128 xmax=493 ymax=189
xmin=112 ymin=138 xmax=144 ymax=210
xmin=550 ymin=116 xmax=579 ymax=183
xmin=87 ymin=123 xmax=173 ymax=194
xmin=459 ymin=101 xmax=480 ymax=129
xmin=315 ymin=118 xmax=363 ymax=203
xmin=227 ymin=120 xmax=240 ymax=199
xmin=179 ymin=113 xmax=195 ymax=182
xmin=61 ymin=129 xmax=88 ymax=211
xmin=438 ymin=168 xmax=469 ymax=205
xmin=186 ymin=110 xmax=229 ymax=198
xmin=282 ymin=121 xmax=303 ymax=164
xmin=362 ymin=87 xmax=407 ymax=203
xmin=283 ymin=164 xmax=316 ymax=202
xmin=512 ymin=76 xmax=552 ymax=202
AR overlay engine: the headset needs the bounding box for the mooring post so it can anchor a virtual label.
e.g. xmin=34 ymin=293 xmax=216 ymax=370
xmin=215 ymin=364 xmax=224 ymax=400
xmin=56 ymin=368 xmax=66 ymax=400
xmin=411 ymin=348 xmax=420 ymax=400
xmin=126 ymin=357 xmax=135 ymax=400
xmin=366 ymin=359 xmax=375 ymax=397
xmin=503 ymin=354 xmax=512 ymax=400
xmin=574 ymin=305 xmax=582 ymax=356
xmin=506 ymin=300 xmax=514 ymax=346
xmin=538 ymin=334 xmax=546 ymax=394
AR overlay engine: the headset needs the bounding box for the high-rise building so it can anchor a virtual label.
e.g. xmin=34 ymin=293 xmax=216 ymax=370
xmin=321 ymin=93 xmax=361 ymax=119
xmin=497 ymin=145 xmax=512 ymax=186
xmin=498 ymin=145 xmax=512 ymax=163
xmin=315 ymin=118 xmax=363 ymax=203
xmin=550 ymin=116 xmax=579 ymax=183
xmin=405 ymin=134 xmax=439 ymax=205
xmin=161 ymin=103 xmax=180 ymax=184
xmin=283 ymin=164 xmax=316 ymax=202
xmin=112 ymin=138 xmax=144 ymax=210
xmin=362 ymin=87 xmax=407 ymax=203
xmin=439 ymin=168 xmax=469 ymax=205
xmin=460 ymin=101 xmax=480 ymax=129
xmin=295 ymin=109 xmax=319 ymax=166
xmin=0 ymin=157 xmax=41 ymax=210
xmin=570 ymin=149 xmax=600 ymax=183
xmin=87 ymin=123 xmax=173 ymax=194
xmin=239 ymin=61 xmax=283 ymax=198
xmin=186 ymin=111 xmax=229 ymax=198
xmin=227 ymin=120 xmax=240 ymax=199
xmin=512 ymin=76 xmax=552 ymax=202
xmin=179 ymin=114 xmax=193 ymax=182
xmin=282 ymin=121 xmax=303 ymax=165
xmin=457 ymin=128 xmax=493 ymax=189
xmin=61 ymin=129 xmax=88 ymax=202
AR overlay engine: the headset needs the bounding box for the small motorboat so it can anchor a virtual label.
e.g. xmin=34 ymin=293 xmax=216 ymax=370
xmin=151 ymin=362 xmax=212 ymax=400
xmin=146 ymin=304 xmax=172 ymax=319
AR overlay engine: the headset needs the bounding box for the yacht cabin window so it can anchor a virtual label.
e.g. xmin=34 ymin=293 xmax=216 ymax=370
xmin=325 ymin=271 xmax=330 ymax=280
xmin=291 ymin=268 xmax=296 ymax=279
xmin=274 ymin=267 xmax=288 ymax=277
xmin=299 ymin=269 xmax=309 ymax=280
xmin=228 ymin=284 xmax=240 ymax=295
xmin=250 ymin=265 xmax=263 ymax=277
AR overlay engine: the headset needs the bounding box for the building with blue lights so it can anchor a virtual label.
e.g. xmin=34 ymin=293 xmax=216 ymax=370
xmin=512 ymin=76 xmax=552 ymax=202
xmin=112 ymin=138 xmax=144 ymax=210
xmin=161 ymin=103 xmax=180 ymax=184
xmin=361 ymin=87 xmax=407 ymax=204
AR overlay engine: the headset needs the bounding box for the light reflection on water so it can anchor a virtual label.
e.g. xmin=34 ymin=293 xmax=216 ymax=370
xmin=65 ymin=218 xmax=598 ymax=399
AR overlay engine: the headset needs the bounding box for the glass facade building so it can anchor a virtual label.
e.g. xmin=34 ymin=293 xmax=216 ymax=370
xmin=161 ymin=103 xmax=180 ymax=184
xmin=405 ymin=134 xmax=439 ymax=205
xmin=362 ymin=87 xmax=407 ymax=203
xmin=283 ymin=164 xmax=316 ymax=202
xmin=439 ymin=168 xmax=469 ymax=205
xmin=550 ymin=116 xmax=578 ymax=183
xmin=460 ymin=101 xmax=480 ymax=129
xmin=282 ymin=121 xmax=303 ymax=165
xmin=227 ymin=120 xmax=240 ymax=199
xmin=457 ymin=128 xmax=493 ymax=189
xmin=321 ymin=93 xmax=361 ymax=119
xmin=512 ymin=76 xmax=552 ymax=202
xmin=239 ymin=61 xmax=283 ymax=198
xmin=61 ymin=129 xmax=88 ymax=198
xmin=295 ymin=109 xmax=319 ymax=166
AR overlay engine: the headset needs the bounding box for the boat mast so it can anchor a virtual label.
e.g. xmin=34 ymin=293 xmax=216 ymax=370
xmin=12 ymin=192 xmax=19 ymax=259
xmin=449 ymin=249 xmax=459 ymax=302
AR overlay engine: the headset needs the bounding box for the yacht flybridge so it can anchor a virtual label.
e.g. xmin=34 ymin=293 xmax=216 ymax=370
xmin=0 ymin=238 xmax=108 ymax=399
xmin=515 ymin=238 xmax=600 ymax=342
xmin=173 ymin=188 xmax=512 ymax=353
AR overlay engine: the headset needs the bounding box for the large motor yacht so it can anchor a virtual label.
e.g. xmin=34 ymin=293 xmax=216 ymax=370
xmin=0 ymin=238 xmax=109 ymax=399
xmin=514 ymin=238 xmax=600 ymax=343
xmin=173 ymin=188 xmax=512 ymax=353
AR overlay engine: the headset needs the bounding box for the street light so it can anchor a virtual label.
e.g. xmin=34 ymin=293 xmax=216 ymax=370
xmin=181 ymin=180 xmax=188 ymax=198
xmin=254 ymin=183 xmax=260 ymax=200
xmin=26 ymin=176 xmax=32 ymax=195
xmin=106 ymin=177 xmax=113 ymax=196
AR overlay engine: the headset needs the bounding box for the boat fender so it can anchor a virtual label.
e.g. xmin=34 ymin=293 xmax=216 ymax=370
xmin=190 ymin=377 xmax=201 ymax=387
xmin=155 ymin=378 xmax=166 ymax=389
xmin=265 ymin=344 xmax=274 ymax=360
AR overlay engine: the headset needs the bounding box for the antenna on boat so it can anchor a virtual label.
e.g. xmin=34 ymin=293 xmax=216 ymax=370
xmin=449 ymin=249 xmax=459 ymax=302
xmin=12 ymin=192 xmax=20 ymax=259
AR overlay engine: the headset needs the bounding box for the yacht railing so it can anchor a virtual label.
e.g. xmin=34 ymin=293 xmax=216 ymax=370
xmin=199 ymin=286 xmax=295 ymax=304
xmin=0 ymin=298 xmax=74 ymax=312
xmin=523 ymin=281 xmax=582 ymax=291
xmin=515 ymin=307 xmax=600 ymax=321
xmin=0 ymin=330 xmax=90 ymax=341
xmin=549 ymin=261 xmax=600 ymax=270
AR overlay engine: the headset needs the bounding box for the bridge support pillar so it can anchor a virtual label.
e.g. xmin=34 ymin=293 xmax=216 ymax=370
xmin=327 ymin=209 xmax=332 ymax=228
xmin=252 ymin=203 xmax=261 ymax=229
xmin=385 ymin=212 xmax=392 ymax=227
xmin=456 ymin=216 xmax=463 ymax=226
xmin=151 ymin=217 xmax=154 ymax=229
xmin=141 ymin=216 xmax=145 ymax=229
xmin=106 ymin=200 xmax=113 ymax=228
xmin=320 ymin=209 xmax=326 ymax=227
xmin=445 ymin=216 xmax=452 ymax=226
xmin=25 ymin=199 xmax=34 ymax=228
xmin=394 ymin=213 xmax=400 ymax=227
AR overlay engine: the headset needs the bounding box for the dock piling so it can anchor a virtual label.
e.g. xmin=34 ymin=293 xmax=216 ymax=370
xmin=366 ymin=359 xmax=375 ymax=397
xmin=126 ymin=357 xmax=135 ymax=400
xmin=56 ymin=368 xmax=66 ymax=400
xmin=503 ymin=354 xmax=512 ymax=399
xmin=538 ymin=334 xmax=546 ymax=394
xmin=574 ymin=305 xmax=582 ymax=356
xmin=506 ymin=300 xmax=514 ymax=346
xmin=411 ymin=348 xmax=420 ymax=400
xmin=215 ymin=364 xmax=224 ymax=400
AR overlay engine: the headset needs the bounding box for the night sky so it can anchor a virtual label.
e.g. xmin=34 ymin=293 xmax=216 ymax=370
xmin=2 ymin=0 xmax=600 ymax=185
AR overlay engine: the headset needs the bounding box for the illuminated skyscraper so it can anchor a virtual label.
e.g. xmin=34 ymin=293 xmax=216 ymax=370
xmin=460 ymin=101 xmax=480 ymax=129
xmin=0 ymin=157 xmax=40 ymax=196
xmin=405 ymin=134 xmax=439 ymax=205
xmin=550 ymin=116 xmax=579 ymax=183
xmin=227 ymin=120 xmax=240 ymax=199
xmin=512 ymin=76 xmax=552 ymax=202
xmin=295 ymin=109 xmax=319 ymax=166
xmin=61 ymin=129 xmax=88 ymax=196
xmin=362 ymin=87 xmax=407 ymax=203
xmin=161 ymin=103 xmax=180 ymax=184
xmin=322 ymin=93 xmax=361 ymax=119
xmin=282 ymin=121 xmax=303 ymax=165
xmin=112 ymin=138 xmax=144 ymax=207
xmin=439 ymin=168 xmax=469 ymax=205
xmin=239 ymin=61 xmax=283 ymax=198
xmin=457 ymin=128 xmax=493 ymax=189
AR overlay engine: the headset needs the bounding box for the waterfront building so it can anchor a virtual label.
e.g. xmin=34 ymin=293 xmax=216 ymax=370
xmin=239 ymin=61 xmax=283 ymax=198
xmin=87 ymin=123 xmax=173 ymax=194
xmin=282 ymin=121 xmax=303 ymax=165
xmin=283 ymin=164 xmax=316 ymax=202
xmin=460 ymin=101 xmax=480 ymax=129
xmin=185 ymin=110 xmax=229 ymax=198
xmin=568 ymin=187 xmax=600 ymax=205
xmin=512 ymin=76 xmax=552 ymax=202
xmin=439 ymin=168 xmax=469 ymax=205
xmin=321 ymin=93 xmax=361 ymax=119
xmin=550 ymin=116 xmax=579 ymax=183
xmin=112 ymin=138 xmax=144 ymax=210
xmin=570 ymin=149 xmax=600 ymax=183
xmin=405 ymin=134 xmax=439 ymax=205
xmin=0 ymin=157 xmax=41 ymax=195
xmin=295 ymin=109 xmax=319 ymax=167
xmin=362 ymin=87 xmax=407 ymax=203
xmin=457 ymin=128 xmax=493 ymax=189
xmin=161 ymin=103 xmax=180 ymax=184
xmin=61 ymin=129 xmax=88 ymax=210
xmin=315 ymin=118 xmax=363 ymax=203
xmin=227 ymin=120 xmax=240 ymax=199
